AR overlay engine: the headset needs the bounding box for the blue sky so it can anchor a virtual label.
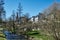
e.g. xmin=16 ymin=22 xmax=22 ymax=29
xmin=4 ymin=0 xmax=60 ymax=18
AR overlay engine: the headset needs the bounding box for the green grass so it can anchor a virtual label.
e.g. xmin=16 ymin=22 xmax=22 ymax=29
xmin=0 ymin=32 xmax=6 ymax=40
xmin=0 ymin=37 xmax=6 ymax=40
xmin=0 ymin=33 xmax=6 ymax=40
xmin=26 ymin=30 xmax=55 ymax=40
xmin=29 ymin=34 xmax=54 ymax=40
xmin=26 ymin=30 xmax=39 ymax=35
xmin=0 ymin=28 xmax=6 ymax=40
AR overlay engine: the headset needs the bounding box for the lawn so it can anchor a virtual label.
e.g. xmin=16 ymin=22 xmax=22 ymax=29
xmin=0 ymin=34 xmax=6 ymax=40
xmin=0 ymin=28 xmax=6 ymax=40
xmin=0 ymin=37 xmax=6 ymax=40
xmin=26 ymin=30 xmax=55 ymax=40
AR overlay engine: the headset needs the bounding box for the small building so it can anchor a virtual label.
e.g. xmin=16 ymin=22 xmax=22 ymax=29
xmin=30 ymin=16 xmax=38 ymax=23
xmin=30 ymin=13 xmax=45 ymax=23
